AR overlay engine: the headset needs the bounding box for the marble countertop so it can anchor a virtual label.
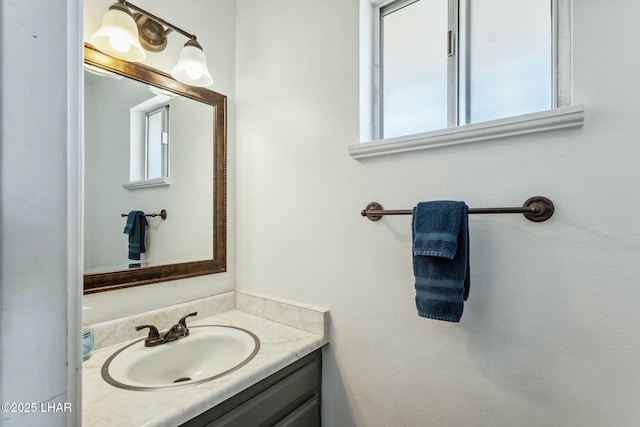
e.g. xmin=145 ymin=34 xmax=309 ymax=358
xmin=82 ymin=293 xmax=328 ymax=427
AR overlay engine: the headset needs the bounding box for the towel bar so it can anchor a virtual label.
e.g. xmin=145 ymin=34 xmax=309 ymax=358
xmin=121 ymin=209 xmax=167 ymax=220
xmin=361 ymin=196 xmax=554 ymax=223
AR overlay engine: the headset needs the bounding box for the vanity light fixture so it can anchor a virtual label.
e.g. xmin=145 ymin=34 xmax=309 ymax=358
xmin=90 ymin=1 xmax=146 ymax=62
xmin=90 ymin=0 xmax=214 ymax=87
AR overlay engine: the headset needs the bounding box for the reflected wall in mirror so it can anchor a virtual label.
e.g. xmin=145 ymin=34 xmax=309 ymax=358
xmin=84 ymin=43 xmax=226 ymax=294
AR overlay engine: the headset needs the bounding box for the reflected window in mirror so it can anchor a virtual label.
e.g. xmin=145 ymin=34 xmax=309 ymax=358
xmin=134 ymin=98 xmax=169 ymax=182
xmin=145 ymin=105 xmax=169 ymax=180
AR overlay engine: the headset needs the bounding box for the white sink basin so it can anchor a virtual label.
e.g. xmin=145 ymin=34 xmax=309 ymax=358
xmin=101 ymin=325 xmax=260 ymax=391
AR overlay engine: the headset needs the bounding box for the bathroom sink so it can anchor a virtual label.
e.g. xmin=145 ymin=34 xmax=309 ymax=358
xmin=101 ymin=325 xmax=260 ymax=391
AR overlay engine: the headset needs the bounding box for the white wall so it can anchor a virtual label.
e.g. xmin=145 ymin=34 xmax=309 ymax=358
xmin=83 ymin=0 xmax=237 ymax=323
xmin=0 ymin=0 xmax=81 ymax=425
xmin=235 ymin=1 xmax=640 ymax=426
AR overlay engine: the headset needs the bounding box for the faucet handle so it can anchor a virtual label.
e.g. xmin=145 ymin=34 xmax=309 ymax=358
xmin=178 ymin=312 xmax=198 ymax=328
xmin=135 ymin=324 xmax=162 ymax=346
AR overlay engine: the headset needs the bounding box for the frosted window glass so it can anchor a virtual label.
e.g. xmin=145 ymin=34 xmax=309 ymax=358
xmin=146 ymin=110 xmax=164 ymax=179
xmin=382 ymin=0 xmax=448 ymax=139
xmin=464 ymin=0 xmax=552 ymax=124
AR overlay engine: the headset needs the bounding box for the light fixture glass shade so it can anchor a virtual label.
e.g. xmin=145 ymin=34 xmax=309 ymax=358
xmin=90 ymin=3 xmax=146 ymax=62
xmin=171 ymin=40 xmax=214 ymax=87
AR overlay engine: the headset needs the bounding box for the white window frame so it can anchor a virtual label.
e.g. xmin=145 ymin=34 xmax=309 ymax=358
xmin=123 ymin=94 xmax=172 ymax=189
xmin=352 ymin=0 xmax=583 ymax=159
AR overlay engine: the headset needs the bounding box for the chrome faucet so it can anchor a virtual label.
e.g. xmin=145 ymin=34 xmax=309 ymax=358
xmin=135 ymin=312 xmax=198 ymax=347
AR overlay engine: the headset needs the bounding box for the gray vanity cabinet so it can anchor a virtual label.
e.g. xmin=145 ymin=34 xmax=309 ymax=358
xmin=180 ymin=349 xmax=322 ymax=427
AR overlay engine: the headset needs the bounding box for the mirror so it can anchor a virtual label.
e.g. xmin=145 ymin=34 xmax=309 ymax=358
xmin=83 ymin=43 xmax=226 ymax=294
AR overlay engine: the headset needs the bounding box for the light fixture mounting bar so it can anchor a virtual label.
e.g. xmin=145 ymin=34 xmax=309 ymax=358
xmin=119 ymin=0 xmax=197 ymax=40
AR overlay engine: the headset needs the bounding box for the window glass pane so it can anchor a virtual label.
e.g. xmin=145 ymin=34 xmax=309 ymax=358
xmin=464 ymin=0 xmax=552 ymax=124
xmin=146 ymin=109 xmax=164 ymax=179
xmin=382 ymin=0 xmax=448 ymax=138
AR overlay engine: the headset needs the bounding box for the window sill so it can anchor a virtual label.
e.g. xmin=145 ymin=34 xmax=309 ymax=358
xmin=122 ymin=177 xmax=171 ymax=190
xmin=349 ymin=105 xmax=584 ymax=159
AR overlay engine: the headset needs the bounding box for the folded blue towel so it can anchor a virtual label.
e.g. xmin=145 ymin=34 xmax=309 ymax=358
xmin=412 ymin=201 xmax=470 ymax=322
xmin=123 ymin=211 xmax=148 ymax=261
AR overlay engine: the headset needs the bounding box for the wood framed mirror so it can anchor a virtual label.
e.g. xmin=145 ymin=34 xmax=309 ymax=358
xmin=83 ymin=43 xmax=226 ymax=294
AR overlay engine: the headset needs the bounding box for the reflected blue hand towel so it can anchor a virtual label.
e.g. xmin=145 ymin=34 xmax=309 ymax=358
xmin=123 ymin=211 xmax=148 ymax=261
xmin=412 ymin=201 xmax=470 ymax=322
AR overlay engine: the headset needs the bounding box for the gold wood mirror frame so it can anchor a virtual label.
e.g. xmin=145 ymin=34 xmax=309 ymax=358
xmin=83 ymin=43 xmax=226 ymax=294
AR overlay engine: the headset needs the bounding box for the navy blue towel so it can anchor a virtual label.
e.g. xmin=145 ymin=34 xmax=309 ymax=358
xmin=123 ymin=211 xmax=148 ymax=261
xmin=412 ymin=201 xmax=470 ymax=322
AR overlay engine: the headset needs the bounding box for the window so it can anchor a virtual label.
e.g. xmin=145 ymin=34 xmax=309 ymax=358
xmin=381 ymin=0 xmax=562 ymax=139
xmin=381 ymin=0 xmax=449 ymax=138
xmin=456 ymin=0 xmax=553 ymax=126
xmin=353 ymin=0 xmax=582 ymax=158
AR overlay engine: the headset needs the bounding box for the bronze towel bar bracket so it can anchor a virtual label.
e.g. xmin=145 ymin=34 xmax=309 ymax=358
xmin=121 ymin=209 xmax=168 ymax=220
xmin=361 ymin=196 xmax=554 ymax=223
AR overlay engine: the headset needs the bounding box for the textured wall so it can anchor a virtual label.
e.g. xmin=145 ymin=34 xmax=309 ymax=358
xmin=235 ymin=0 xmax=640 ymax=425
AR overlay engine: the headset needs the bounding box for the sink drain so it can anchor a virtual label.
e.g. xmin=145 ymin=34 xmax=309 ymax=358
xmin=173 ymin=377 xmax=192 ymax=383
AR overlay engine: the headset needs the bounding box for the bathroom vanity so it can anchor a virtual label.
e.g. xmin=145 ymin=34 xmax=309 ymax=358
xmin=82 ymin=292 xmax=328 ymax=427
xmin=181 ymin=349 xmax=321 ymax=426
